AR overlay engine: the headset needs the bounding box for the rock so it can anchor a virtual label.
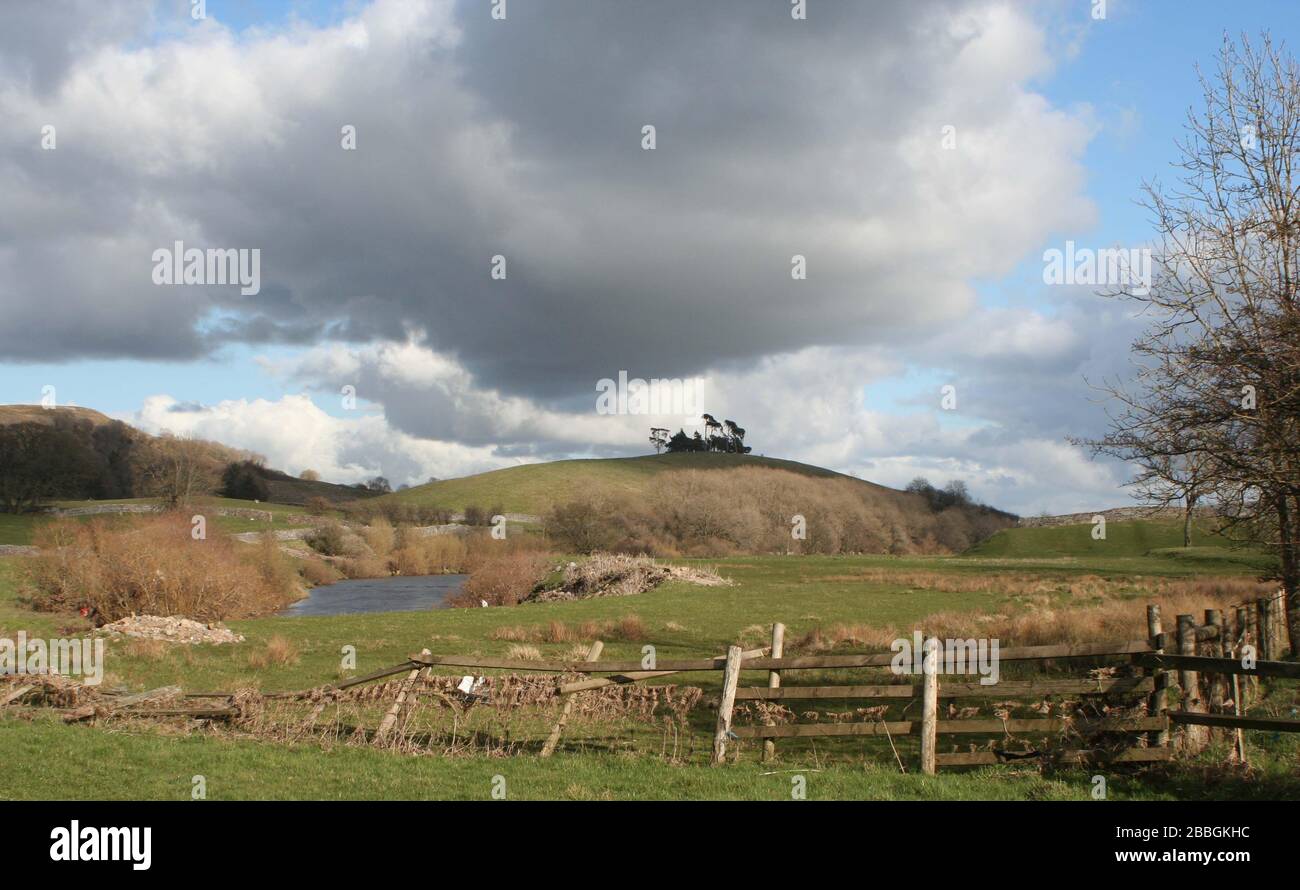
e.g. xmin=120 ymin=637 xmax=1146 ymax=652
xmin=101 ymin=615 xmax=244 ymax=645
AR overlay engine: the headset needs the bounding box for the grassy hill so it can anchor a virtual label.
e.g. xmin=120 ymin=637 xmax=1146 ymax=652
xmin=384 ymin=453 xmax=884 ymax=515
xmin=0 ymin=405 xmax=118 ymax=427
xmin=246 ymin=465 xmax=382 ymax=507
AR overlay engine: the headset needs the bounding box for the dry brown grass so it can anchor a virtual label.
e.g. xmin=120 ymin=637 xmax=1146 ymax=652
xmin=390 ymin=533 xmax=468 ymax=576
xmin=360 ymin=517 xmax=395 ymax=560
xmin=504 ymin=644 xmax=543 ymax=661
xmin=794 ymin=580 xmax=1277 ymax=652
xmin=545 ymin=466 xmax=1014 ymax=557
xmin=22 ymin=515 xmax=300 ymax=622
xmin=488 ymin=615 xmax=649 ymax=644
xmin=247 ymin=635 xmax=300 ymax=669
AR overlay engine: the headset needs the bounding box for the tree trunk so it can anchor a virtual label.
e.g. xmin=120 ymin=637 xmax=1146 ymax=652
xmin=1282 ymin=492 xmax=1300 ymax=657
xmin=1183 ymin=495 xmax=1194 ymax=548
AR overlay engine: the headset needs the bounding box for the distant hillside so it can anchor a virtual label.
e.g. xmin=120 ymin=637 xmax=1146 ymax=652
xmin=385 ymin=453 xmax=880 ymax=514
xmin=384 ymin=453 xmax=1017 ymax=554
xmin=0 ymin=405 xmax=118 ymax=427
xmin=0 ymin=404 xmax=369 ymax=508
xmin=246 ymin=464 xmax=383 ymax=506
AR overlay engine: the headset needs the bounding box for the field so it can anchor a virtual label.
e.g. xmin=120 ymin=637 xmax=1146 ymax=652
xmin=1 ymin=515 xmax=1296 ymax=800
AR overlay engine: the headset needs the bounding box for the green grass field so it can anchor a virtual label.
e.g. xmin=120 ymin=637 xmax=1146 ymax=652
xmin=966 ymin=521 xmax=1277 ymax=575
xmin=4 ymin=716 xmax=1293 ymax=800
xmin=0 ymin=498 xmax=316 ymax=545
xmin=0 ymin=512 xmax=1295 ymax=800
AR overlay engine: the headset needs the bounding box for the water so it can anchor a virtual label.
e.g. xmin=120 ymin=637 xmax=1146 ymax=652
xmin=280 ymin=574 xmax=468 ymax=616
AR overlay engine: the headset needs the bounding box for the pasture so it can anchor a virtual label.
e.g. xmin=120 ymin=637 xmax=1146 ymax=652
xmin=0 ymin=517 xmax=1295 ymax=800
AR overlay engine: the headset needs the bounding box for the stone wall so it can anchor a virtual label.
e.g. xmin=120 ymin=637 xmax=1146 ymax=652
xmin=1016 ymin=505 xmax=1204 ymax=528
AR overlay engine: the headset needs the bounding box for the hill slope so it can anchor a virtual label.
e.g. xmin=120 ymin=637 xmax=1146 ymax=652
xmin=0 ymin=405 xmax=118 ymax=427
xmin=0 ymin=404 xmax=370 ymax=508
xmin=385 ymin=453 xmax=884 ymax=515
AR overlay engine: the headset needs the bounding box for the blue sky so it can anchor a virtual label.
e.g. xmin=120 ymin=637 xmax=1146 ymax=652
xmin=2 ymin=0 xmax=1296 ymax=511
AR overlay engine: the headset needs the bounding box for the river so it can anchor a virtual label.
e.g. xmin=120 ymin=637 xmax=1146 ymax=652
xmin=279 ymin=574 xmax=468 ymax=617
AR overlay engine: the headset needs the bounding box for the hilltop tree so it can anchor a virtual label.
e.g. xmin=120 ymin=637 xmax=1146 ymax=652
xmin=658 ymin=415 xmax=753 ymax=454
xmin=649 ymin=427 xmax=670 ymax=454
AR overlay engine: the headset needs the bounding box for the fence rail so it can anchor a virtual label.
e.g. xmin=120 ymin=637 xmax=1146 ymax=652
xmin=341 ymin=592 xmax=1296 ymax=769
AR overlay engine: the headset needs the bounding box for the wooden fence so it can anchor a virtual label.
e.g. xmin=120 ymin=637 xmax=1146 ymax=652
xmin=712 ymin=592 xmax=1297 ymax=772
xmin=145 ymin=590 xmax=1284 ymax=768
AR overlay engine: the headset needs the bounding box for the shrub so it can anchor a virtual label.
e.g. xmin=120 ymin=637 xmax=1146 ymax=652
xmin=390 ymin=533 xmax=468 ymax=575
xmin=305 ymin=522 xmax=348 ymax=556
xmin=545 ymin=499 xmax=615 ymax=554
xmin=449 ymin=550 xmax=552 ymax=607
xmin=361 ymin=517 xmax=395 ymax=559
xmin=304 ymin=496 xmax=332 ymax=516
xmin=299 ymin=557 xmax=344 ymax=587
xmin=463 ymin=504 xmax=487 ymax=527
xmin=339 ymin=555 xmax=389 ymax=579
xmin=221 ymin=460 xmax=270 ymax=501
xmin=22 ymin=515 xmax=298 ymax=623
xmin=248 ymin=634 xmax=300 ymax=669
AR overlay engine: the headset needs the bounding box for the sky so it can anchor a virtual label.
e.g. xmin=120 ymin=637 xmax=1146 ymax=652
xmin=2 ymin=0 xmax=1297 ymax=514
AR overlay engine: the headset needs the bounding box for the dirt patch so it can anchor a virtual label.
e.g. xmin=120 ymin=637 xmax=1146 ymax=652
xmin=529 ymin=554 xmax=730 ymax=603
xmin=102 ymin=615 xmax=245 ymax=645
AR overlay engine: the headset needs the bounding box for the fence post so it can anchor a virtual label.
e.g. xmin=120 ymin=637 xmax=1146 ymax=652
xmin=712 ymin=645 xmax=743 ymax=766
xmin=1257 ymin=597 xmax=1273 ymax=661
xmin=1275 ymin=590 xmax=1291 ymax=657
xmin=1176 ymin=614 xmax=1206 ymax=751
xmin=1146 ymin=605 xmax=1168 ymax=747
xmin=540 ymin=640 xmax=603 ymax=758
xmin=1242 ymin=604 xmax=1259 ymax=701
xmin=1235 ymin=606 xmax=1252 ymax=709
xmin=375 ymin=647 xmax=429 ymax=745
xmin=1205 ymin=610 xmax=1225 ymax=745
xmin=762 ymin=623 xmax=785 ymax=763
xmin=920 ymin=636 xmax=939 ymax=776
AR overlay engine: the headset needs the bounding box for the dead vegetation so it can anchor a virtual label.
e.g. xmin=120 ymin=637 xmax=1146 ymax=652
xmin=528 ymin=554 xmax=729 ymax=604
xmin=247 ymin=635 xmax=300 ymax=669
xmin=0 ymin=672 xmax=706 ymax=761
xmin=21 ymin=515 xmax=301 ymax=623
xmin=791 ymin=579 xmax=1276 ymax=652
xmin=544 ymin=466 xmax=1015 ymax=557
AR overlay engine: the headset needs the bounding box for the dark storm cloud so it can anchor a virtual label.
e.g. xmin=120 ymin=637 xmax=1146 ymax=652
xmin=0 ymin=0 xmax=1089 ymax=404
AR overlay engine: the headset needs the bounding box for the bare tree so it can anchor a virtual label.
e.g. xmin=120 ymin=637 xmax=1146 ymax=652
xmin=1089 ymin=34 xmax=1300 ymax=651
xmin=145 ymin=436 xmax=216 ymax=508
